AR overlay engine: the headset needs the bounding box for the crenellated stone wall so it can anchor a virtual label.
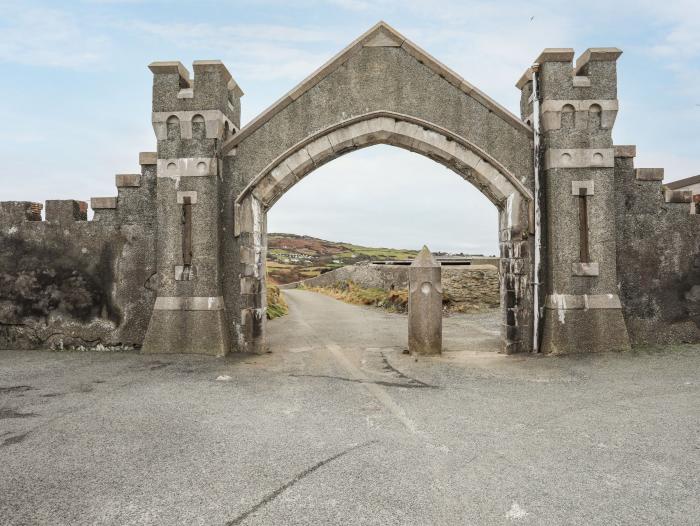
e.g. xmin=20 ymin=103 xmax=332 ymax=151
xmin=0 ymin=22 xmax=697 ymax=356
xmin=614 ymin=148 xmax=700 ymax=344
xmin=0 ymin=156 xmax=158 ymax=350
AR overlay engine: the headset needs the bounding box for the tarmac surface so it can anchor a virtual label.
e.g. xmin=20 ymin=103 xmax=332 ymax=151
xmin=1 ymin=288 xmax=699 ymax=525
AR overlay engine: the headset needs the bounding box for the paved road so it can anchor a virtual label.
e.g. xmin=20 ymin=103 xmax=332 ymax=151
xmin=1 ymin=289 xmax=699 ymax=525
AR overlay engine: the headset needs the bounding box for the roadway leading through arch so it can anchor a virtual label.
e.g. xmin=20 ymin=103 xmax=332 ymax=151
xmin=234 ymin=112 xmax=534 ymax=355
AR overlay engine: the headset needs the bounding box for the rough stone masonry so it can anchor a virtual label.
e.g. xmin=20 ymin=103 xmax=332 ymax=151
xmin=1 ymin=22 xmax=698 ymax=355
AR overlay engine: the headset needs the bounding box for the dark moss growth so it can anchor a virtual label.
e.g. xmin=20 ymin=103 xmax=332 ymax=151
xmin=0 ymin=235 xmax=119 ymax=325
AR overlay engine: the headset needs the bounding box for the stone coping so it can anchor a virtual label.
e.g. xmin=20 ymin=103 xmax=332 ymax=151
xmin=575 ymin=48 xmax=623 ymax=74
xmin=91 ymin=197 xmax=117 ymax=209
xmin=614 ymin=145 xmax=636 ymax=158
xmin=139 ymin=151 xmax=157 ymax=165
xmin=148 ymin=61 xmax=191 ymax=86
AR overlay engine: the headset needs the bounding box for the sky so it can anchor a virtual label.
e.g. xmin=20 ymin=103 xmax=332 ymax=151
xmin=0 ymin=0 xmax=698 ymax=254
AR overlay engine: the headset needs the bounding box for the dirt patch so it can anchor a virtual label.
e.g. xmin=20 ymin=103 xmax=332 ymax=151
xmin=267 ymin=284 xmax=289 ymax=319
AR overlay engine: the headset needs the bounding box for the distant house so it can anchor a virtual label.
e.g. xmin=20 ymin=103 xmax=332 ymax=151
xmin=666 ymin=175 xmax=700 ymax=194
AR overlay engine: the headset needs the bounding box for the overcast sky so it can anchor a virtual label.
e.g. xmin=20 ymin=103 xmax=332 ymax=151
xmin=1 ymin=0 xmax=698 ymax=254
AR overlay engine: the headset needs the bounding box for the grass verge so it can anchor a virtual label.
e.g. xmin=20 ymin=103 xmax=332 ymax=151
xmin=304 ymin=280 xmax=409 ymax=313
xmin=266 ymin=284 xmax=289 ymax=319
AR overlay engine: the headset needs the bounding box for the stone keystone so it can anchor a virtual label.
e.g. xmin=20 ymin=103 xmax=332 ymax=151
xmin=409 ymin=246 xmax=442 ymax=355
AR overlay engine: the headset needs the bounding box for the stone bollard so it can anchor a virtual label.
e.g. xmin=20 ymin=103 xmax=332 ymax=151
xmin=409 ymin=246 xmax=442 ymax=355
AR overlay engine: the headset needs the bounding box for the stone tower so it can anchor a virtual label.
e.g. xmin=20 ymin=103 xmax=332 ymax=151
xmin=142 ymin=61 xmax=243 ymax=355
xmin=519 ymin=48 xmax=631 ymax=353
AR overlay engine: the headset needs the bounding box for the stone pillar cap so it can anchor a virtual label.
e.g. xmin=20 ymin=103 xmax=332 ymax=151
xmin=192 ymin=60 xmax=243 ymax=97
xmin=148 ymin=61 xmax=191 ymax=81
xmin=515 ymin=67 xmax=533 ymax=89
xmin=227 ymin=77 xmax=244 ymax=98
xmin=535 ymin=48 xmax=575 ymax=64
xmin=411 ymin=246 xmax=440 ymax=267
xmin=193 ymin=60 xmax=231 ymax=80
xmin=614 ymin=145 xmax=636 ymax=158
xmin=575 ymin=48 xmax=622 ymax=73
xmin=139 ymin=151 xmax=157 ymax=165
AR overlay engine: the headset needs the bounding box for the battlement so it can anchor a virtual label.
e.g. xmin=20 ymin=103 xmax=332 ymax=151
xmin=517 ymin=47 xmax=622 ymax=125
xmin=149 ymin=60 xmax=243 ymax=141
xmin=614 ymin=145 xmax=699 ymax=216
xmin=0 ymin=201 xmax=43 ymax=223
xmin=0 ymin=151 xmax=157 ymax=228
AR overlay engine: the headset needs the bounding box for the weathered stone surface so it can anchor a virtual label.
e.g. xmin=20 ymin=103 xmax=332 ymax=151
xmin=141 ymin=309 xmax=229 ymax=356
xmin=0 ymin=184 xmax=157 ymax=350
xmin=45 ymin=200 xmax=87 ymax=223
xmin=115 ymin=174 xmax=141 ymax=188
xmin=541 ymin=306 xmax=630 ymax=354
xmin=91 ymin=197 xmax=117 ymax=209
xmin=408 ymin=247 xmax=442 ymax=355
xmin=139 ymin=151 xmax=157 ymax=165
xmin=614 ymin=155 xmax=700 ymax=345
xmin=614 ymin=145 xmax=636 ymax=158
xmin=0 ymin=201 xmax=43 ymax=222
xmin=664 ymin=189 xmax=692 ymax=203
xmin=635 ymin=168 xmax=664 ymax=181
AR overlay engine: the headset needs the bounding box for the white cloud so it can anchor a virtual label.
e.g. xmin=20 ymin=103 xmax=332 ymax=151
xmin=131 ymin=20 xmax=340 ymax=81
xmin=0 ymin=4 xmax=109 ymax=68
xmin=328 ymin=0 xmax=373 ymax=10
xmin=133 ymin=21 xmax=336 ymax=45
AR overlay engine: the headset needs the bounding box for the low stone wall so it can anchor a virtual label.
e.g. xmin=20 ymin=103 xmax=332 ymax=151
xmin=283 ymin=262 xmax=501 ymax=311
xmin=0 ymin=157 xmax=157 ymax=350
xmin=282 ymin=264 xmax=409 ymax=291
xmin=441 ymin=266 xmax=501 ymax=309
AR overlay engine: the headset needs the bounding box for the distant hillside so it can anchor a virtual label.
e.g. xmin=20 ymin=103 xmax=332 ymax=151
xmin=267 ymin=233 xmax=420 ymax=285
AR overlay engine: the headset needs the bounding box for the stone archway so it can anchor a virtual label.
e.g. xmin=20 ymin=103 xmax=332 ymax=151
xmin=2 ymin=23 xmax=674 ymax=356
xmin=203 ymin=22 xmax=541 ymax=357
xmin=232 ymin=112 xmax=533 ymax=354
xmin=140 ymin=22 xmax=626 ymax=358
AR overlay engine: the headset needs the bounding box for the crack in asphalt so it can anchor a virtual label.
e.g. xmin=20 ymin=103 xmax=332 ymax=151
xmin=289 ymin=373 xmax=438 ymax=389
xmin=1 ymin=432 xmax=29 ymax=447
xmin=0 ymin=408 xmax=37 ymax=419
xmin=379 ymin=352 xmax=434 ymax=387
xmin=225 ymin=440 xmax=379 ymax=525
xmin=0 ymin=385 xmax=34 ymax=394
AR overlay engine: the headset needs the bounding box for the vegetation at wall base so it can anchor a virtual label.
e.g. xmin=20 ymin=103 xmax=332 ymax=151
xmin=304 ymin=279 xmax=500 ymax=314
xmin=266 ymin=284 xmax=288 ymax=319
xmin=303 ymin=280 xmax=409 ymax=313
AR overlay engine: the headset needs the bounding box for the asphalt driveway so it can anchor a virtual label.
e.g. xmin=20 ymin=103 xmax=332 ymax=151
xmin=1 ymin=289 xmax=698 ymax=525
